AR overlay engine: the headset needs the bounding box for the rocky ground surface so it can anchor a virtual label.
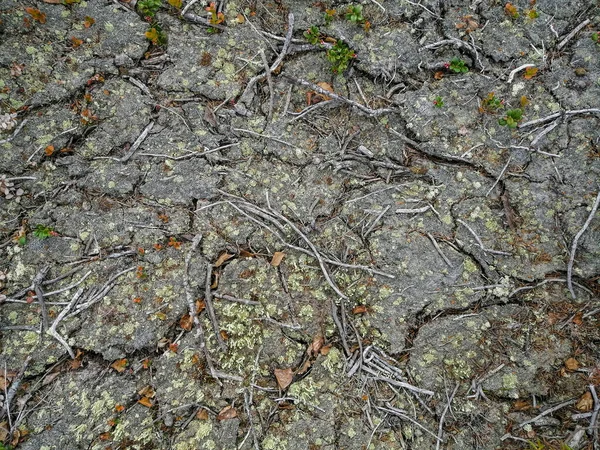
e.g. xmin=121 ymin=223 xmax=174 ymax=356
xmin=1 ymin=0 xmax=600 ymax=449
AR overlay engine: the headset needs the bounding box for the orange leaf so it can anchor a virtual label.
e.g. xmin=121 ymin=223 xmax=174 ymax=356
xmin=352 ymin=305 xmax=367 ymax=315
xmin=320 ymin=344 xmax=332 ymax=356
xmin=270 ymin=251 xmax=285 ymax=266
xmin=219 ymin=330 xmax=229 ymax=341
xmin=215 ymin=252 xmax=234 ymax=267
xmin=169 ymin=342 xmax=179 ymax=353
xmin=133 ymin=296 xmax=142 ymax=304
xmin=98 ymin=432 xmax=111 ymax=441
xmin=572 ymin=312 xmax=583 ymax=325
xmin=196 ymin=299 xmax=206 ymax=314
xmin=138 ymin=396 xmax=154 ymax=408
xmin=523 ymin=67 xmax=538 ymax=79
xmin=168 ymin=0 xmax=182 ymax=8
xmin=236 ymin=13 xmax=245 ymax=23
xmin=110 ymin=358 xmax=128 ymax=373
xmin=141 ymin=358 xmax=151 ymax=369
xmin=565 ymin=357 xmax=579 ymax=371
xmin=274 ymin=368 xmax=294 ymax=390
xmin=44 ymin=145 xmax=55 ymax=156
xmin=434 ymin=71 xmax=444 ymax=80
xmin=196 ymin=408 xmax=209 ymax=420
xmin=513 ymin=400 xmax=531 ymax=411
xmin=138 ymin=385 xmax=155 ymax=397
xmin=217 ymin=405 xmax=238 ymax=421
xmin=307 ymin=335 xmax=324 ymax=357
xmin=504 ymin=3 xmax=519 ymax=18
xmin=145 ymin=28 xmax=160 ymax=45
xmin=179 ymin=314 xmax=193 ymax=331
xmin=83 ymin=16 xmax=95 ymax=28
xmin=25 ymin=7 xmax=47 ymax=23
xmin=575 ymin=391 xmax=593 ymax=412
xmin=115 ymin=404 xmax=125 ymax=413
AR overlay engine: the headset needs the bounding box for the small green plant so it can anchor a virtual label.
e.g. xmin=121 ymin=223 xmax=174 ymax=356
xmin=592 ymin=32 xmax=599 ymax=45
xmin=480 ymin=92 xmax=503 ymax=112
xmin=326 ymin=40 xmax=356 ymax=73
xmin=145 ymin=21 xmax=167 ymax=45
xmin=304 ymin=25 xmax=321 ymax=45
xmin=345 ymin=5 xmax=364 ymax=24
xmin=433 ymin=95 xmax=444 ymax=108
xmin=448 ymin=57 xmax=469 ymax=73
xmin=33 ymin=224 xmax=56 ymax=239
xmin=498 ymin=108 xmax=523 ymax=128
xmin=138 ymin=0 xmax=162 ymax=17
xmin=324 ymin=9 xmax=336 ymax=26
xmin=205 ymin=2 xmax=225 ymax=33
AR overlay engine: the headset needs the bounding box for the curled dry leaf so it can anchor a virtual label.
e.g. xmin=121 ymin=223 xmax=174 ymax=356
xmin=270 ymin=251 xmax=285 ymax=266
xmin=196 ymin=408 xmax=209 ymax=420
xmin=110 ymin=358 xmax=128 ymax=373
xmin=215 ymin=252 xmax=234 ymax=267
xmin=575 ymin=391 xmax=593 ymax=412
xmin=217 ymin=405 xmax=238 ymax=421
xmin=179 ymin=314 xmax=193 ymax=331
xmin=138 ymin=396 xmax=154 ymax=408
xmin=307 ymin=335 xmax=324 ymax=357
xmin=565 ymin=357 xmax=579 ymax=371
xmin=274 ymin=368 xmax=294 ymax=390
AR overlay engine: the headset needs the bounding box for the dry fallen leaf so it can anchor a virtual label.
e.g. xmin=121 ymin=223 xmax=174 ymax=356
xmin=513 ymin=399 xmax=531 ymax=411
xmin=196 ymin=408 xmax=209 ymax=420
xmin=565 ymin=357 xmax=579 ymax=371
xmin=138 ymin=385 xmax=155 ymax=398
xmin=44 ymin=145 xmax=54 ymax=156
xmin=274 ymin=368 xmax=294 ymax=390
xmin=307 ymin=335 xmax=324 ymax=357
xmin=575 ymin=391 xmax=593 ymax=412
xmin=179 ymin=314 xmax=193 ymax=331
xmin=42 ymin=371 xmax=60 ymax=386
xmin=320 ymin=344 xmax=332 ymax=356
xmin=217 ymin=405 xmax=238 ymax=421
xmin=196 ymin=299 xmax=206 ymax=314
xmin=215 ymin=252 xmax=234 ymax=267
xmin=110 ymin=358 xmax=128 ymax=373
xmin=138 ymin=396 xmax=154 ymax=408
xmin=236 ymin=13 xmax=245 ymax=23
xmin=0 ymin=422 xmax=8 ymax=442
xmin=115 ymin=404 xmax=125 ymax=413
xmin=270 ymin=251 xmax=285 ymax=267
xmin=352 ymin=305 xmax=367 ymax=315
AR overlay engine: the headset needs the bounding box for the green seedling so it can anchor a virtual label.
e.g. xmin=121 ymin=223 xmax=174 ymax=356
xmin=33 ymin=224 xmax=56 ymax=239
xmin=138 ymin=0 xmax=162 ymax=17
xmin=304 ymin=26 xmax=321 ymax=45
xmin=498 ymin=108 xmax=523 ymax=128
xmin=448 ymin=57 xmax=468 ymax=73
xmin=324 ymin=9 xmax=336 ymax=26
xmin=145 ymin=21 xmax=167 ymax=45
xmin=480 ymin=92 xmax=503 ymax=112
xmin=433 ymin=95 xmax=444 ymax=108
xmin=326 ymin=40 xmax=356 ymax=73
xmin=592 ymin=32 xmax=599 ymax=45
xmin=205 ymin=2 xmax=225 ymax=33
xmin=345 ymin=5 xmax=364 ymax=24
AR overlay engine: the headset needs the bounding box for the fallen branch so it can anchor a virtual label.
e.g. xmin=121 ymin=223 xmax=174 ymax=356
xmin=567 ymin=189 xmax=600 ymax=298
xmin=557 ymin=19 xmax=590 ymax=50
xmin=436 ymin=383 xmax=460 ymax=450
xmin=283 ymin=75 xmax=396 ymax=117
xmin=507 ymin=64 xmax=535 ymax=84
xmin=205 ymin=263 xmax=226 ymax=350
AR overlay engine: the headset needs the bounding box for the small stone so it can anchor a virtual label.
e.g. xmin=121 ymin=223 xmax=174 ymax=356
xmin=574 ymin=67 xmax=586 ymax=76
xmin=163 ymin=413 xmax=174 ymax=427
xmin=114 ymin=54 xmax=134 ymax=68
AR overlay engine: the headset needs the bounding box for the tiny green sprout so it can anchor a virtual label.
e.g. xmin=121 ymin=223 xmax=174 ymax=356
xmin=592 ymin=32 xmax=599 ymax=44
xmin=498 ymin=108 xmax=523 ymax=128
xmin=448 ymin=57 xmax=469 ymax=73
xmin=480 ymin=92 xmax=503 ymax=112
xmin=326 ymin=40 xmax=356 ymax=73
xmin=33 ymin=224 xmax=56 ymax=240
xmin=18 ymin=236 xmax=27 ymax=246
xmin=345 ymin=5 xmax=364 ymax=24
xmin=433 ymin=95 xmax=444 ymax=108
xmin=303 ymin=26 xmax=321 ymax=45
xmin=324 ymin=9 xmax=336 ymax=26
xmin=138 ymin=0 xmax=162 ymax=17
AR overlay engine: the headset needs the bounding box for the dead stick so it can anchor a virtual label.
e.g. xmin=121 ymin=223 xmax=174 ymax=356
xmin=567 ymin=190 xmax=600 ymax=298
xmin=204 ymin=263 xmax=226 ymax=350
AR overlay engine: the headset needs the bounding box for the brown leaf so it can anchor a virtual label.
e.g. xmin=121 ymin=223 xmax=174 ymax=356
xmin=211 ymin=271 xmax=220 ymax=289
xmin=434 ymin=71 xmax=444 ymax=80
xmin=270 ymin=251 xmax=285 ymax=267
xmin=10 ymin=429 xmax=20 ymax=446
xmin=25 ymin=7 xmax=47 ymax=23
xmin=42 ymin=0 xmax=63 ymax=3
xmin=513 ymin=400 xmax=531 ymax=411
xmin=42 ymin=371 xmax=61 ymax=386
xmin=274 ymin=368 xmax=294 ymax=390
xmin=220 ymin=330 xmax=229 ymax=341
xmin=138 ymin=385 xmax=155 ymax=398
xmin=523 ymin=67 xmax=538 ymax=79
xmin=236 ymin=13 xmax=245 ymax=23
xmin=196 ymin=408 xmax=209 ymax=420
xmin=98 ymin=432 xmax=111 ymax=441
xmin=196 ymin=299 xmax=206 ymax=314
xmin=138 ymin=396 xmax=154 ymax=408
xmin=0 ymin=422 xmax=8 ymax=442
xmin=572 ymin=312 xmax=583 ymax=325
xmin=307 ymin=335 xmax=324 ymax=357
xmin=203 ymin=106 xmax=218 ymax=127
xmin=320 ymin=344 xmax=332 ymax=356
xmin=575 ymin=391 xmax=593 ymax=412
xmin=217 ymin=405 xmax=238 ymax=421
xmin=44 ymin=145 xmax=55 ymax=156
xmin=115 ymin=404 xmax=125 ymax=413
xmin=565 ymin=357 xmax=579 ymax=371
xmin=352 ymin=305 xmax=367 ymax=315
xmin=179 ymin=314 xmax=193 ymax=331
xmin=215 ymin=252 xmax=234 ymax=267
xmin=239 ymin=249 xmax=256 ymax=258
xmin=110 ymin=358 xmax=128 ymax=373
